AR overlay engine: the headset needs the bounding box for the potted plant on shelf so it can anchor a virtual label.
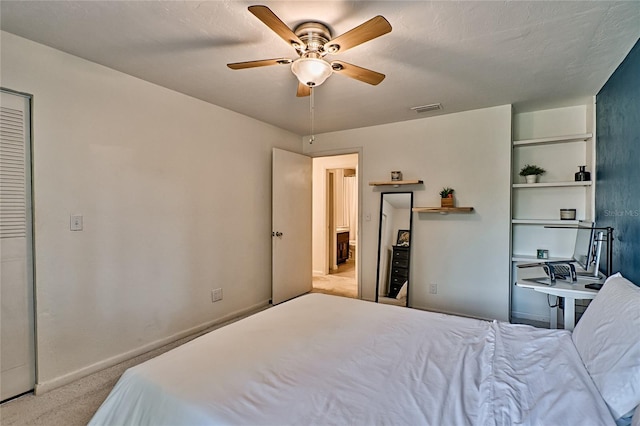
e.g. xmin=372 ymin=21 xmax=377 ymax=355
xmin=519 ymin=164 xmax=546 ymax=184
xmin=440 ymin=187 xmax=455 ymax=207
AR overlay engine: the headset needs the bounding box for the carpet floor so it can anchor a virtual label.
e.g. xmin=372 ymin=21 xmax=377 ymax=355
xmin=311 ymin=259 xmax=357 ymax=298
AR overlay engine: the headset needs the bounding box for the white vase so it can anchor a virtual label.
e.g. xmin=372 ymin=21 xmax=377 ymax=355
xmin=525 ymin=175 xmax=538 ymax=184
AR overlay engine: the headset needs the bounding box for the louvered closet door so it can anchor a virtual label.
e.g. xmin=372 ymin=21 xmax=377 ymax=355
xmin=1 ymin=91 xmax=35 ymax=401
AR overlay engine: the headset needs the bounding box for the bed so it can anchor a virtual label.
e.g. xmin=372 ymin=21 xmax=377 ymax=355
xmin=90 ymin=273 xmax=640 ymax=425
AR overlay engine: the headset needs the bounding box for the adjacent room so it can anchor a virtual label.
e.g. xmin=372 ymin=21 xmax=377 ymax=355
xmin=311 ymin=153 xmax=359 ymax=299
xmin=1 ymin=1 xmax=639 ymax=425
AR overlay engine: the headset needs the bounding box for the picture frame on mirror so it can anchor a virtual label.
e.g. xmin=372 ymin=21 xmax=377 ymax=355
xmin=397 ymin=229 xmax=410 ymax=247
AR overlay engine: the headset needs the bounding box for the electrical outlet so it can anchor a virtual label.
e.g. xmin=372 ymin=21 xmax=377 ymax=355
xmin=429 ymin=283 xmax=437 ymax=294
xmin=70 ymin=214 xmax=83 ymax=231
xmin=211 ymin=288 xmax=223 ymax=302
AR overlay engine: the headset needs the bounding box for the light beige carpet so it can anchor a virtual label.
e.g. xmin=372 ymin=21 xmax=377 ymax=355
xmin=312 ymin=259 xmax=357 ymax=298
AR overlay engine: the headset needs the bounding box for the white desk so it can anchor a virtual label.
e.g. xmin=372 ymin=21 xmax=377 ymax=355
xmin=516 ymin=279 xmax=601 ymax=330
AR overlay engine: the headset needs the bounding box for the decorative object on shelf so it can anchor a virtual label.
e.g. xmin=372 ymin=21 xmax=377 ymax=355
xmin=396 ymin=229 xmax=410 ymax=247
xmin=560 ymin=209 xmax=577 ymax=220
xmin=537 ymin=249 xmax=549 ymax=259
xmin=391 ymin=171 xmax=403 ymax=181
xmin=519 ymin=164 xmax=546 ymax=184
xmin=575 ymin=165 xmax=591 ymax=182
xmin=439 ymin=187 xmax=455 ymax=207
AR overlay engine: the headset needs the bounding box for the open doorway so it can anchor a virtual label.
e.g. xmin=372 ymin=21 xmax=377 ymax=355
xmin=311 ymin=154 xmax=358 ymax=298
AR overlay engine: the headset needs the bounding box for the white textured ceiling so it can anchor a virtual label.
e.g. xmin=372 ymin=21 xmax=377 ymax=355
xmin=1 ymin=1 xmax=639 ymax=136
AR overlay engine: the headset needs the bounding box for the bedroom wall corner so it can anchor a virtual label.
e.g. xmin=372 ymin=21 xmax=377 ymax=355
xmin=304 ymin=105 xmax=512 ymax=321
xmin=1 ymin=31 xmax=302 ymax=390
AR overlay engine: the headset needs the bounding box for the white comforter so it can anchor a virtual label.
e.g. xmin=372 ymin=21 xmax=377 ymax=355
xmin=90 ymin=293 xmax=614 ymax=425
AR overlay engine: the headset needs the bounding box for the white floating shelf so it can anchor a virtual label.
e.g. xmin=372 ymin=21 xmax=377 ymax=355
xmin=369 ymin=179 xmax=424 ymax=187
xmin=512 ymin=181 xmax=592 ymax=188
xmin=512 ymin=255 xmax=571 ymax=262
xmin=512 ymin=133 xmax=592 ymax=147
xmin=512 ymin=219 xmax=580 ymax=225
xmin=413 ymin=207 xmax=474 ymax=214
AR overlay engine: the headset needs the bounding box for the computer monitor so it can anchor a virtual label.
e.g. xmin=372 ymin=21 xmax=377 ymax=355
xmin=519 ymin=221 xmax=604 ymax=283
xmin=572 ymin=220 xmax=594 ymax=271
xmin=572 ymin=220 xmax=603 ymax=277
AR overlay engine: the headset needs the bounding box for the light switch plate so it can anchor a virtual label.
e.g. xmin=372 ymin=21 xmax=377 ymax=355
xmin=70 ymin=214 xmax=83 ymax=231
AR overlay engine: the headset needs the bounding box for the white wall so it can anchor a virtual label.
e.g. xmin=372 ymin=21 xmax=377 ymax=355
xmin=390 ymin=206 xmax=411 ymax=243
xmin=305 ymin=106 xmax=512 ymax=321
xmin=1 ymin=32 xmax=301 ymax=391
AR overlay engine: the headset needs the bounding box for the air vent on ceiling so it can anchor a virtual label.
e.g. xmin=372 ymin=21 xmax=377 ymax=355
xmin=411 ymin=103 xmax=442 ymax=114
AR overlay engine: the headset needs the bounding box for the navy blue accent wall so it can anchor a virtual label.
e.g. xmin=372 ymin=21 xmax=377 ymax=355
xmin=596 ymin=39 xmax=640 ymax=285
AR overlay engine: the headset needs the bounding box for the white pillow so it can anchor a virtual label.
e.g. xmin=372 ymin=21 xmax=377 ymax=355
xmin=396 ymin=281 xmax=408 ymax=299
xmin=572 ymin=273 xmax=640 ymax=419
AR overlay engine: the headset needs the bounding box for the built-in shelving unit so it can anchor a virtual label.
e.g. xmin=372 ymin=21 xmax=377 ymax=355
xmin=512 ymin=133 xmax=592 ymax=147
xmin=511 ymin=219 xmax=579 ymax=225
xmin=511 ymin=254 xmax=570 ymax=262
xmin=510 ymin=103 xmax=596 ymax=325
xmin=413 ymin=207 xmax=474 ymax=214
xmin=512 ymin=181 xmax=592 ymax=188
xmin=369 ymin=179 xmax=423 ymax=187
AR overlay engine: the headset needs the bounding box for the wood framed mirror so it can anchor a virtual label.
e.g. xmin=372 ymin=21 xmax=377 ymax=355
xmin=375 ymin=192 xmax=413 ymax=306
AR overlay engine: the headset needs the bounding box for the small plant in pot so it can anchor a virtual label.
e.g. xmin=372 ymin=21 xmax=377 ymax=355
xmin=440 ymin=187 xmax=455 ymax=207
xmin=519 ymin=164 xmax=546 ymax=184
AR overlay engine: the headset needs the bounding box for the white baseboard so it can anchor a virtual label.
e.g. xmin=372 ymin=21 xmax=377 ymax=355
xmin=34 ymin=299 xmax=270 ymax=395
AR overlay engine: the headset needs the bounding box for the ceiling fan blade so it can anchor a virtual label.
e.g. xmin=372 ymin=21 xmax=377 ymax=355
xmin=325 ymin=16 xmax=391 ymax=54
xmin=296 ymin=82 xmax=311 ymax=97
xmin=227 ymin=58 xmax=292 ymax=70
xmin=331 ymin=61 xmax=385 ymax=85
xmin=248 ymin=5 xmax=304 ymax=50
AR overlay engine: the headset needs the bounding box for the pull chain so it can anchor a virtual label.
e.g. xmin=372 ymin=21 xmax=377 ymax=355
xmin=309 ymin=87 xmax=315 ymax=144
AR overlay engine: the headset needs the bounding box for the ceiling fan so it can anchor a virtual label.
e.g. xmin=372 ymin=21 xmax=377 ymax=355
xmin=227 ymin=5 xmax=392 ymax=97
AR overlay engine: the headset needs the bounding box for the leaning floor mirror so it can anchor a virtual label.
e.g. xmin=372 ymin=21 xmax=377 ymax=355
xmin=375 ymin=192 xmax=413 ymax=307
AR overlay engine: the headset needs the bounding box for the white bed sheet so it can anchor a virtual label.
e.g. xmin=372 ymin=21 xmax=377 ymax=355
xmin=90 ymin=293 xmax=614 ymax=425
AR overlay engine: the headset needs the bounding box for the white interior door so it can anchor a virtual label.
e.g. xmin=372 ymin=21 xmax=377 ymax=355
xmin=1 ymin=90 xmax=35 ymax=401
xmin=272 ymin=148 xmax=312 ymax=305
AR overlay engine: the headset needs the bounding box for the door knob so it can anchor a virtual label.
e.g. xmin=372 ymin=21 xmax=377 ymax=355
xmin=272 ymin=231 xmax=283 ymax=237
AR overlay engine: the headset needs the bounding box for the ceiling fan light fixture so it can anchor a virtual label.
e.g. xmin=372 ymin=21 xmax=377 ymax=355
xmin=291 ymin=57 xmax=332 ymax=87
